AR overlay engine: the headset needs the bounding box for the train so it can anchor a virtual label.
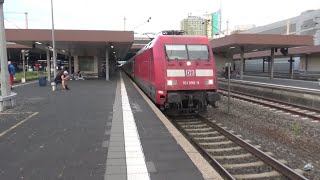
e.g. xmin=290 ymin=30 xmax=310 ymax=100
xmin=122 ymin=30 xmax=221 ymax=115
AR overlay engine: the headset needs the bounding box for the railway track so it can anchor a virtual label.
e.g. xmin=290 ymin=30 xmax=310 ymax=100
xmin=171 ymin=116 xmax=308 ymax=180
xmin=219 ymin=89 xmax=320 ymax=121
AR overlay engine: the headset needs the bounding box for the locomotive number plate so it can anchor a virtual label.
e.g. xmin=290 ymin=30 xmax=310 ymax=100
xmin=186 ymin=70 xmax=195 ymax=76
xmin=183 ymin=81 xmax=200 ymax=85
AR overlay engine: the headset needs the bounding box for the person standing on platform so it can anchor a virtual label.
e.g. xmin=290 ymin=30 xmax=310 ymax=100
xmin=8 ymin=61 xmax=16 ymax=90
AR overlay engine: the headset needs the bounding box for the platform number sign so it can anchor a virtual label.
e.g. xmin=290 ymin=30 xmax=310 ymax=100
xmin=186 ymin=70 xmax=195 ymax=76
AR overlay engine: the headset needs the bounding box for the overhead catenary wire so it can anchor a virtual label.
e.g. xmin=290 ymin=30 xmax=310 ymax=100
xmin=130 ymin=17 xmax=152 ymax=31
xmin=4 ymin=11 xmax=28 ymax=29
xmin=4 ymin=18 xmax=21 ymax=29
xmin=4 ymin=11 xmax=25 ymax=14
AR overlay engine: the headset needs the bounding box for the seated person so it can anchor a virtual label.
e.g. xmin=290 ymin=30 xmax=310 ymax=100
xmin=54 ymin=70 xmax=70 ymax=90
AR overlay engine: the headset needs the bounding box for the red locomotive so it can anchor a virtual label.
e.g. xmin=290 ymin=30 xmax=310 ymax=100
xmin=122 ymin=30 xmax=220 ymax=115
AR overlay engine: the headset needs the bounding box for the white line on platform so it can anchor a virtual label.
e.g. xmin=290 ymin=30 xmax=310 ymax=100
xmin=128 ymin=75 xmax=224 ymax=180
xmin=0 ymin=112 xmax=36 ymax=115
xmin=120 ymin=74 xmax=150 ymax=180
xmin=13 ymin=81 xmax=37 ymax=88
xmin=0 ymin=112 xmax=39 ymax=138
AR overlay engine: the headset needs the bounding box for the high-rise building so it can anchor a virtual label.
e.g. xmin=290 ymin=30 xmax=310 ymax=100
xmin=204 ymin=13 xmax=213 ymax=38
xmin=204 ymin=10 xmax=222 ymax=38
xmin=180 ymin=16 xmax=207 ymax=36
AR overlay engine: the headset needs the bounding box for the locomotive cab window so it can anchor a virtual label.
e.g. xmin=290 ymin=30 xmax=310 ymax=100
xmin=187 ymin=45 xmax=209 ymax=60
xmin=165 ymin=45 xmax=188 ymax=60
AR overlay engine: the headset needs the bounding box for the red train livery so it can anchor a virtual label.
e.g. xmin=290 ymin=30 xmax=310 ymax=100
xmin=122 ymin=30 xmax=221 ymax=115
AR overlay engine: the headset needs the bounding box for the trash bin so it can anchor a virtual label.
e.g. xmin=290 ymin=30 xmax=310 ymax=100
xmin=39 ymin=77 xmax=47 ymax=87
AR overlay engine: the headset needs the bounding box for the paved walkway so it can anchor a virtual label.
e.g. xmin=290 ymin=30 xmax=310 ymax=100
xmin=227 ymin=75 xmax=320 ymax=90
xmin=0 ymin=77 xmax=117 ymax=179
xmin=0 ymin=73 xmax=219 ymax=180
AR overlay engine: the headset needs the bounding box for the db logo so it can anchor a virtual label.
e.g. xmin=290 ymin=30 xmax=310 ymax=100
xmin=186 ymin=70 xmax=195 ymax=76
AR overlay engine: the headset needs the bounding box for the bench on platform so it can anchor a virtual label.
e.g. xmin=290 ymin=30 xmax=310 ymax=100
xmin=0 ymin=92 xmax=17 ymax=111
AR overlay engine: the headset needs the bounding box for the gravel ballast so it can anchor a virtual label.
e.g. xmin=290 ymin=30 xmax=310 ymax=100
xmin=206 ymin=96 xmax=320 ymax=179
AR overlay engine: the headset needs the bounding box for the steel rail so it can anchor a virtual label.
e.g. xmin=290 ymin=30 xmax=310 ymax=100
xmin=198 ymin=115 xmax=308 ymax=180
xmin=219 ymin=89 xmax=320 ymax=121
xmin=170 ymin=118 xmax=235 ymax=180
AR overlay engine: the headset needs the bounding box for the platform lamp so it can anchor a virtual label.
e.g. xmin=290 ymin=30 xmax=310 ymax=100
xmin=50 ymin=0 xmax=57 ymax=79
xmin=0 ymin=0 xmax=11 ymax=96
xmin=21 ymin=49 xmax=29 ymax=83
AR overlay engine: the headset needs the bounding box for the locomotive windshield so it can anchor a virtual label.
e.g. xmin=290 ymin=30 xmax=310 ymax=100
xmin=165 ymin=44 xmax=209 ymax=60
xmin=165 ymin=45 xmax=188 ymax=60
xmin=187 ymin=45 xmax=209 ymax=60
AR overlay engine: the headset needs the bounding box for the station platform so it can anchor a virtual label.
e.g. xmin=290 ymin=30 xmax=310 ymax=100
xmin=0 ymin=72 xmax=222 ymax=180
xmin=224 ymin=75 xmax=320 ymax=90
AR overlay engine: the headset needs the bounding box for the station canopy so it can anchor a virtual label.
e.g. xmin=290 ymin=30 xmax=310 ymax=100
xmin=5 ymin=29 xmax=134 ymax=60
xmin=210 ymin=34 xmax=314 ymax=57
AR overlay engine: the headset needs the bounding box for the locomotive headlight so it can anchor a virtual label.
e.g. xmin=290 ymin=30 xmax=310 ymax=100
xmin=205 ymin=79 xmax=214 ymax=85
xmin=167 ymin=80 xmax=177 ymax=86
xmin=186 ymin=61 xmax=191 ymax=66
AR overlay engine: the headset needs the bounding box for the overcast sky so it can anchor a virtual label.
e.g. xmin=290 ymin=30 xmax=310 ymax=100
xmin=3 ymin=0 xmax=320 ymax=34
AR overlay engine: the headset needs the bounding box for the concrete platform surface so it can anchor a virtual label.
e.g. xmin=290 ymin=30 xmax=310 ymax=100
xmin=0 ymin=72 xmax=221 ymax=180
xmin=238 ymin=75 xmax=320 ymax=90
